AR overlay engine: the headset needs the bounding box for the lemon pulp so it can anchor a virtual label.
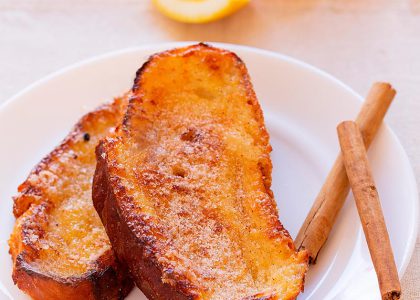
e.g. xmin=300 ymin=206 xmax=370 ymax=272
xmin=152 ymin=0 xmax=250 ymax=23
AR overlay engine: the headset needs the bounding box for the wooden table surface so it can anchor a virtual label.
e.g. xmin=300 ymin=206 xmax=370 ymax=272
xmin=0 ymin=0 xmax=419 ymax=298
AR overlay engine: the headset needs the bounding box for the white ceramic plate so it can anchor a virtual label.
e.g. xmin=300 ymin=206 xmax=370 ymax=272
xmin=0 ymin=42 xmax=417 ymax=300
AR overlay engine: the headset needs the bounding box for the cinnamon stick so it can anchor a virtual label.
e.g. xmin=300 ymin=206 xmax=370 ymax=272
xmin=337 ymin=121 xmax=401 ymax=300
xmin=295 ymin=82 xmax=396 ymax=262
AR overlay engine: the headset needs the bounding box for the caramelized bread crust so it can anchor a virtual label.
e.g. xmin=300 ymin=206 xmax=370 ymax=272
xmin=9 ymin=96 xmax=133 ymax=300
xmin=93 ymin=44 xmax=308 ymax=300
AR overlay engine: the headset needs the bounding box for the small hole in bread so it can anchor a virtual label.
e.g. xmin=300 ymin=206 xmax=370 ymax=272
xmin=172 ymin=165 xmax=187 ymax=178
xmin=181 ymin=128 xmax=198 ymax=142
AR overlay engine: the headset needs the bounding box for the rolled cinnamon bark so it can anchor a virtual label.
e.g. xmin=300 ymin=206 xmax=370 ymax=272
xmin=337 ymin=121 xmax=400 ymax=300
xmin=295 ymin=82 xmax=396 ymax=262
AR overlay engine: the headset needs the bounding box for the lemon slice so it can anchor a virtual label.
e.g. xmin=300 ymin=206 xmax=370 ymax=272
xmin=152 ymin=0 xmax=250 ymax=24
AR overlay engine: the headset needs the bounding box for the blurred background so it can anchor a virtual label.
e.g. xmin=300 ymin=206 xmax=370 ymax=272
xmin=0 ymin=0 xmax=419 ymax=298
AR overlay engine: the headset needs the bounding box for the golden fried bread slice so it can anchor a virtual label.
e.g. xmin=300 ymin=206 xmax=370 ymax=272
xmin=9 ymin=95 xmax=133 ymax=300
xmin=93 ymin=44 xmax=308 ymax=300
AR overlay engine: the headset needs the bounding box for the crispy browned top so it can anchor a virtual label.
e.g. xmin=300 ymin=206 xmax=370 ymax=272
xmin=102 ymin=44 xmax=308 ymax=299
xmin=9 ymin=96 xmax=128 ymax=279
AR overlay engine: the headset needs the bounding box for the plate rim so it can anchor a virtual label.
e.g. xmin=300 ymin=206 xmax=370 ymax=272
xmin=1 ymin=41 xmax=418 ymax=288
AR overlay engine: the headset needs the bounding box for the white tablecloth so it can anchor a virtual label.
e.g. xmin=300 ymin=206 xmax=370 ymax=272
xmin=0 ymin=0 xmax=418 ymax=298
